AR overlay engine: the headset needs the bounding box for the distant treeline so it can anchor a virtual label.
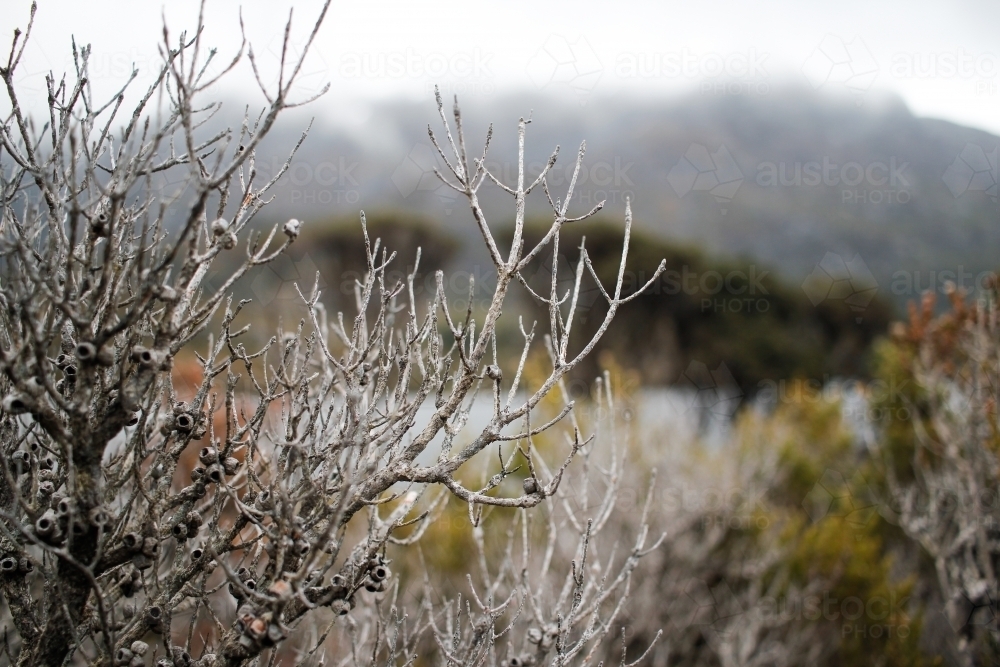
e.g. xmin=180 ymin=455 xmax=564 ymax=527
xmin=509 ymin=220 xmax=892 ymax=395
xmin=250 ymin=213 xmax=892 ymax=394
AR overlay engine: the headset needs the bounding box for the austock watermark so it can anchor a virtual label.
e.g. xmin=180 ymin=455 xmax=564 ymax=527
xmin=975 ymin=80 xmax=999 ymax=96
xmin=802 ymin=35 xmax=879 ymax=104
xmin=803 ymin=250 xmax=1000 ymax=318
xmin=675 ymin=578 xmax=913 ymax=639
xmin=523 ymin=263 xmax=772 ymax=312
xmin=253 ymin=257 xmax=781 ymax=319
xmin=946 ymin=586 xmax=1000 ymax=637
xmin=943 ymin=144 xmax=998 ymax=202
xmin=664 ymin=483 xmax=768 ymax=531
xmin=340 ymin=47 xmax=495 ymax=97
xmin=667 ymin=143 xmax=744 ymax=214
xmin=662 ymin=264 xmax=771 ymax=313
xmin=758 ymin=377 xmax=913 ymax=421
xmin=801 ymin=252 xmax=878 ymax=320
xmin=283 ymin=157 xmax=362 ymax=206
xmin=891 ymin=49 xmax=999 ymax=95
xmin=339 ymin=48 xmax=494 ymax=80
xmin=757 ymin=156 xmax=912 ymax=205
xmin=608 ymin=477 xmax=770 ymax=530
xmin=890 ymin=266 xmax=999 ymax=298
xmin=265 ymin=36 xmax=329 ymax=100
xmin=70 ymin=48 xmax=165 ymax=83
xmin=802 ymin=461 xmax=1000 ymax=538
xmin=483 ymin=156 xmax=637 ymax=207
xmin=802 ymin=35 xmax=999 ymax=105
xmin=159 ymin=155 xmax=362 ymax=205
xmin=392 ymin=146 xmax=637 ymax=208
xmin=804 ymin=253 xmax=1000 ymax=318
xmin=615 ymin=48 xmax=770 ymax=97
xmin=391 ymin=144 xmax=459 ymax=213
xmin=891 ymin=49 xmax=998 ymax=79
xmin=426 ymin=79 xmax=497 ymax=98
xmin=247 ymin=253 xmax=327 ymax=308
xmin=66 ymin=39 xmax=330 ymax=99
xmin=521 ymin=253 xmax=603 ymax=323
xmin=668 ymin=147 xmax=915 ymax=210
xmin=526 ymin=35 xmax=603 ymax=100
xmin=802 ymin=467 xmax=881 ymax=528
xmin=340 ymin=263 xmax=498 ymax=304
xmin=670 ymin=360 xmax=744 ymax=426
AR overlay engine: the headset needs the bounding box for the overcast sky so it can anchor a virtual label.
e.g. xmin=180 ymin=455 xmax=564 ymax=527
xmin=2 ymin=0 xmax=999 ymax=135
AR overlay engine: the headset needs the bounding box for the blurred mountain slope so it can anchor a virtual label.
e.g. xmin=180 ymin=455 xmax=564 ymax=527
xmin=247 ymin=85 xmax=997 ymax=314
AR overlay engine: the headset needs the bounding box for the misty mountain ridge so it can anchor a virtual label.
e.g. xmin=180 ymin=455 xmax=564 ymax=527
xmin=206 ymin=84 xmax=998 ymax=314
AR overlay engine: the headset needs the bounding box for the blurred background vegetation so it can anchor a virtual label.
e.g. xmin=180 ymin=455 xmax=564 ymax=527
xmin=178 ymin=86 xmax=997 ymax=666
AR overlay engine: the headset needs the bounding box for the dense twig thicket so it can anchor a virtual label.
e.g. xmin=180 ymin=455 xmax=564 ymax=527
xmin=876 ymin=289 xmax=1000 ymax=666
xmin=0 ymin=3 xmax=665 ymax=665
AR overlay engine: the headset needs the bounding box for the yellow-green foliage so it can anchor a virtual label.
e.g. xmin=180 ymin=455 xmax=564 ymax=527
xmin=731 ymin=398 xmax=932 ymax=665
xmin=390 ymin=355 xmax=637 ymax=594
xmin=780 ymin=513 xmax=927 ymax=665
xmin=869 ymin=337 xmax=926 ymax=485
xmin=388 ymin=360 xmax=938 ymax=665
